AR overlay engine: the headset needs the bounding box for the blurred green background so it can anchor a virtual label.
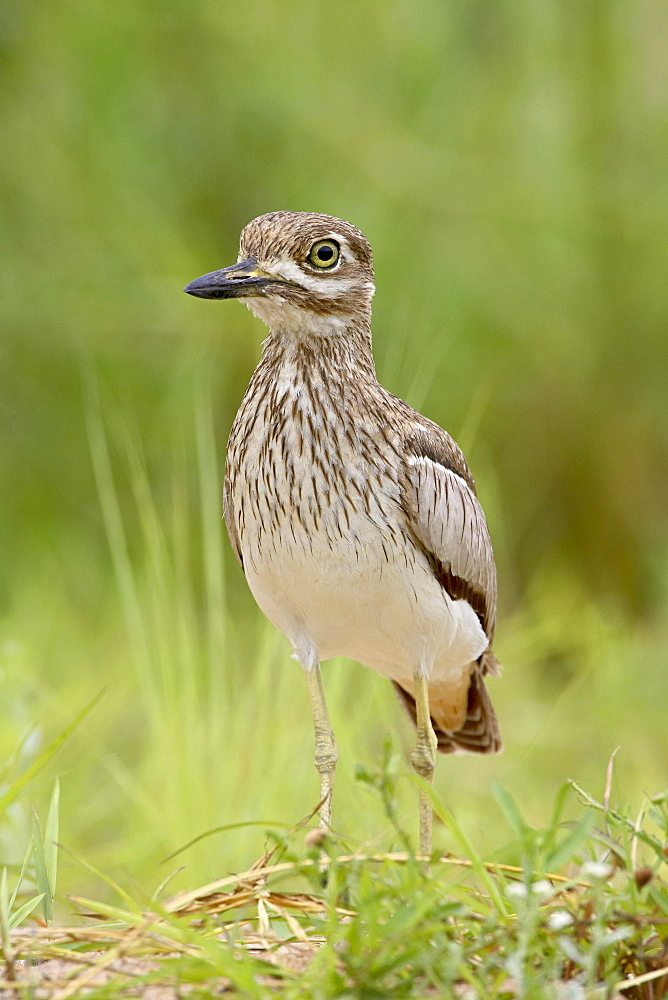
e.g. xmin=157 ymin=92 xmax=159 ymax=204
xmin=1 ymin=1 xmax=667 ymax=900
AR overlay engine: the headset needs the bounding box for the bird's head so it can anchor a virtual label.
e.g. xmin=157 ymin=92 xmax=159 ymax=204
xmin=185 ymin=211 xmax=375 ymax=338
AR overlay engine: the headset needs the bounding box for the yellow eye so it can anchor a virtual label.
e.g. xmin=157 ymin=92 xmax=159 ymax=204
xmin=307 ymin=239 xmax=340 ymax=270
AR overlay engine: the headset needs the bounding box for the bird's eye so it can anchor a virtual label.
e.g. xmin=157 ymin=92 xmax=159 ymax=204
xmin=307 ymin=239 xmax=340 ymax=270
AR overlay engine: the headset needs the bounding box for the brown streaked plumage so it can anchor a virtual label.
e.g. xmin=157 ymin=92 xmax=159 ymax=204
xmin=185 ymin=211 xmax=502 ymax=855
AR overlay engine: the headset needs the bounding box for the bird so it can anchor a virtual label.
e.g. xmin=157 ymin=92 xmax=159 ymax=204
xmin=185 ymin=211 xmax=502 ymax=855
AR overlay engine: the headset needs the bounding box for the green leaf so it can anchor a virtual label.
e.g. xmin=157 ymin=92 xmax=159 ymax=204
xmin=60 ymin=845 xmax=141 ymax=914
xmin=545 ymin=810 xmax=594 ymax=872
xmin=0 ymin=726 xmax=38 ymax=788
xmin=9 ymin=839 xmax=33 ymax=911
xmin=649 ymin=884 xmax=668 ymax=918
xmin=493 ymin=784 xmax=531 ymax=840
xmin=569 ymin=780 xmax=664 ymax=858
xmin=163 ymin=818 xmax=292 ymax=864
xmin=430 ymin=787 xmax=509 ymax=918
xmin=0 ymin=868 xmax=11 ymax=959
xmin=542 ymin=782 xmax=572 ymax=858
xmin=68 ymin=895 xmax=146 ymax=925
xmin=9 ymin=894 xmax=44 ymax=931
xmin=0 ymin=693 xmax=104 ymax=815
xmin=32 ymin=809 xmax=52 ymax=924
xmin=44 ymin=777 xmax=60 ymax=903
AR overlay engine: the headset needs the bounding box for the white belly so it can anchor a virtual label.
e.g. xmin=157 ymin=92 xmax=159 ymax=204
xmin=241 ymin=511 xmax=488 ymax=687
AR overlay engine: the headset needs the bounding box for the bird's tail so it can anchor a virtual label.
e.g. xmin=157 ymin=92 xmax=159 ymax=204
xmin=393 ymin=665 xmax=502 ymax=755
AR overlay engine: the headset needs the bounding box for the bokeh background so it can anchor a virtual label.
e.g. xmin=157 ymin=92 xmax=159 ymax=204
xmin=1 ymin=1 xmax=667 ymax=900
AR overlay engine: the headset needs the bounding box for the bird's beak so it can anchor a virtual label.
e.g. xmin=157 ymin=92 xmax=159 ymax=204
xmin=184 ymin=257 xmax=277 ymax=299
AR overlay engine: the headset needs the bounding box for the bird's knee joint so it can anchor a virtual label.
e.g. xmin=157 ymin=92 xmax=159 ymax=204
xmin=411 ymin=727 xmax=437 ymax=779
xmin=315 ymin=753 xmax=337 ymax=777
xmin=314 ymin=732 xmax=338 ymax=775
xmin=411 ymin=748 xmax=435 ymax=780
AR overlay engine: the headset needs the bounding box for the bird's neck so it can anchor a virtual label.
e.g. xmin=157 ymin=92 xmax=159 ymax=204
xmin=260 ymin=317 xmax=377 ymax=384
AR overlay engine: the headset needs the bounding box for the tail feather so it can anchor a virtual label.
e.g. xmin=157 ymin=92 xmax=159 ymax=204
xmin=393 ymin=666 xmax=502 ymax=755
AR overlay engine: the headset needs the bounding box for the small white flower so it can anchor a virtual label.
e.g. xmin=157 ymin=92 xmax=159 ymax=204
xmin=531 ymin=879 xmax=553 ymax=899
xmin=506 ymin=882 xmax=528 ymax=899
xmin=548 ymin=909 xmax=573 ymax=930
xmin=581 ymin=860 xmax=613 ymax=880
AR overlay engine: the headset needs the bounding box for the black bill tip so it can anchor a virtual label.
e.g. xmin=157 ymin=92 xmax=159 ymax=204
xmin=183 ymin=273 xmax=227 ymax=298
xmin=184 ymin=258 xmax=273 ymax=300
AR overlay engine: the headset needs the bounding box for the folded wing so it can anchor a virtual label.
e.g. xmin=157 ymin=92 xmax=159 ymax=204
xmin=397 ymin=421 xmax=502 ymax=753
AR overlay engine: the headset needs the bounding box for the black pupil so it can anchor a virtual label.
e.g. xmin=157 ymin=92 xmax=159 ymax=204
xmin=316 ymin=245 xmax=334 ymax=263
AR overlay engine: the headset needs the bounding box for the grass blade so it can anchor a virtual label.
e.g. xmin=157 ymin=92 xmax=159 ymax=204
xmin=44 ymin=778 xmax=60 ymax=906
xmin=0 ymin=868 xmax=12 ymax=968
xmin=541 ymin=782 xmax=572 ymax=860
xmin=545 ymin=809 xmax=594 ymax=872
xmin=68 ymin=896 xmax=146 ymax=925
xmin=32 ymin=810 xmax=52 ymax=925
xmin=429 ymin=787 xmax=509 ymax=918
xmin=0 ymin=693 xmax=104 ymax=815
xmin=492 ymin=784 xmax=531 ymax=841
xmin=9 ymin=840 xmax=34 ymax=912
xmin=9 ymin=894 xmax=44 ymax=931
xmin=59 ymin=845 xmax=141 ymax=914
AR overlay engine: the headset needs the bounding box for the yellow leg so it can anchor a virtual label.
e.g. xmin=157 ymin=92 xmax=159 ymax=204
xmin=410 ymin=673 xmax=437 ymax=856
xmin=303 ymin=665 xmax=338 ymax=831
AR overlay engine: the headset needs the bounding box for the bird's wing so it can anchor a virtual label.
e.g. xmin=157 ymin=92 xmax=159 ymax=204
xmin=223 ymin=482 xmax=244 ymax=568
xmin=400 ymin=421 xmax=498 ymax=657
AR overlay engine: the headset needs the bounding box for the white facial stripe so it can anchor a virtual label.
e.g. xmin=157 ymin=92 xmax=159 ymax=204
xmin=261 ymin=259 xmax=357 ymax=297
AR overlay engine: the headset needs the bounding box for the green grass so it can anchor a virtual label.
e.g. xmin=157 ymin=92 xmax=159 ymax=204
xmin=1 ymin=742 xmax=666 ymax=998
xmin=1 ymin=1 xmax=667 ymax=993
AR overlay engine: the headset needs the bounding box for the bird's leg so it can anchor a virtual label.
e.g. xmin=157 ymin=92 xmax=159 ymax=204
xmin=303 ymin=664 xmax=338 ymax=831
xmin=410 ymin=672 xmax=438 ymax=856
